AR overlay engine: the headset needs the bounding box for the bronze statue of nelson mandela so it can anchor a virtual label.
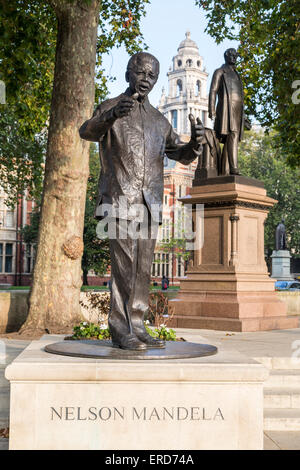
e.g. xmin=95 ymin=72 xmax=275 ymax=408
xmin=79 ymin=52 xmax=204 ymax=351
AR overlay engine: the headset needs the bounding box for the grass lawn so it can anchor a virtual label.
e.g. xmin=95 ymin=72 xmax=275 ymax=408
xmin=3 ymin=285 xmax=110 ymax=292
xmin=2 ymin=285 xmax=180 ymax=293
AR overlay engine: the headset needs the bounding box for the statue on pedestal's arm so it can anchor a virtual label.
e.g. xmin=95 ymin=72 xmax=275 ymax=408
xmin=275 ymin=219 xmax=287 ymax=251
xmin=79 ymin=52 xmax=205 ymax=351
xmin=208 ymin=48 xmax=251 ymax=176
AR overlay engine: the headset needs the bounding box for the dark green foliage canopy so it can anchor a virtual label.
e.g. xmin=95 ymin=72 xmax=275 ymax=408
xmin=196 ymin=0 xmax=300 ymax=168
xmin=0 ymin=0 xmax=150 ymax=205
xmin=239 ymin=130 xmax=300 ymax=256
xmin=82 ymin=143 xmax=110 ymax=284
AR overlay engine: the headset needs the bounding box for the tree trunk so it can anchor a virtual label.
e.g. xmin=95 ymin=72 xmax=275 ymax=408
xmin=82 ymin=268 xmax=89 ymax=286
xmin=21 ymin=0 xmax=99 ymax=334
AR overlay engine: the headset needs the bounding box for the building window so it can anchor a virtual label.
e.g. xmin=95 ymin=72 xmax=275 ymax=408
xmin=162 ymin=222 xmax=165 ymax=241
xmin=176 ymin=79 xmax=183 ymax=95
xmin=25 ymin=244 xmax=34 ymax=273
xmin=177 ymin=60 xmax=182 ymax=67
xmin=166 ymin=254 xmax=169 ymax=278
xmin=156 ymin=253 xmax=160 ymax=276
xmin=196 ymin=80 xmax=201 ymax=96
xmin=5 ymin=243 xmax=13 ymax=273
xmin=152 ymin=254 xmax=156 ymax=276
xmin=171 ymin=110 xmax=178 ymax=130
xmin=161 ymin=219 xmax=170 ymax=242
xmin=177 ymin=256 xmax=182 ymax=277
xmin=197 ymin=60 xmax=201 ymax=68
xmin=202 ymin=110 xmax=206 ymax=125
xmin=153 ymin=252 xmax=171 ymax=279
xmin=166 ymin=220 xmax=170 ymax=241
xmin=5 ymin=210 xmax=14 ymax=228
xmin=186 ymin=59 xmax=192 ymax=67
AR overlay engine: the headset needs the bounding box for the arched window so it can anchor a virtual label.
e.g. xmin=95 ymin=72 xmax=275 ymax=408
xmin=197 ymin=60 xmax=201 ymax=68
xmin=176 ymin=79 xmax=183 ymax=96
xmin=177 ymin=60 xmax=182 ymax=67
xmin=171 ymin=110 xmax=178 ymax=130
xmin=186 ymin=59 xmax=192 ymax=67
xmin=196 ymin=80 xmax=201 ymax=96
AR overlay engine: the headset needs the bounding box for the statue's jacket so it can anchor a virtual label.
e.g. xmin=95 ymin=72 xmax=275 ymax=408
xmin=208 ymin=64 xmax=245 ymax=142
xmin=79 ymin=89 xmax=199 ymax=224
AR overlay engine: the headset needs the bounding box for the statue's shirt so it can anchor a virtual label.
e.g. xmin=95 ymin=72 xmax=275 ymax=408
xmin=83 ymin=89 xmax=199 ymax=222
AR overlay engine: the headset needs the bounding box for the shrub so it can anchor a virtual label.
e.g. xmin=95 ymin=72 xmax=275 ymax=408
xmin=72 ymin=321 xmax=111 ymax=340
xmin=74 ymin=289 xmax=178 ymax=341
xmin=147 ymin=292 xmax=175 ymax=328
xmin=71 ymin=321 xmax=178 ymax=342
xmin=154 ymin=324 xmax=177 ymax=341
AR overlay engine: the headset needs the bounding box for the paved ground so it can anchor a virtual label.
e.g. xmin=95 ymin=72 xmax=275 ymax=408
xmin=176 ymin=327 xmax=300 ymax=359
xmin=0 ymin=327 xmax=300 ymax=451
xmin=0 ymin=338 xmax=30 ymax=452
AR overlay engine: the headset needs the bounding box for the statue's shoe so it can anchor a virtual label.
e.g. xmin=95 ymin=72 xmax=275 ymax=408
xmin=230 ymin=168 xmax=240 ymax=175
xmin=112 ymin=334 xmax=147 ymax=351
xmin=134 ymin=331 xmax=166 ymax=349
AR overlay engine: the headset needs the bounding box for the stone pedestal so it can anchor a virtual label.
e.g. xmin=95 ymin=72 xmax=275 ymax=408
xmin=271 ymin=250 xmax=293 ymax=281
xmin=5 ymin=335 xmax=268 ymax=450
xmin=170 ymin=176 xmax=298 ymax=332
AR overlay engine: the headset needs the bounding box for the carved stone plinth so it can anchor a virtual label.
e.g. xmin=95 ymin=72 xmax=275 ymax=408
xmin=271 ymin=250 xmax=293 ymax=281
xmin=6 ymin=335 xmax=268 ymax=450
xmin=170 ymin=176 xmax=298 ymax=332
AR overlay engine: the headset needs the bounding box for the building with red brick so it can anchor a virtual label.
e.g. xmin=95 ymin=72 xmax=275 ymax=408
xmin=0 ymin=187 xmax=35 ymax=286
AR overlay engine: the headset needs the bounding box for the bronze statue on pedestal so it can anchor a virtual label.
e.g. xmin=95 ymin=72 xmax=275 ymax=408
xmin=79 ymin=52 xmax=205 ymax=350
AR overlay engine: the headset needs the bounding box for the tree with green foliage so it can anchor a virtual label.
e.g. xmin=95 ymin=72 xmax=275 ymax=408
xmin=0 ymin=1 xmax=150 ymax=205
xmin=0 ymin=1 xmax=56 ymax=205
xmin=0 ymin=0 xmax=150 ymax=333
xmin=21 ymin=144 xmax=110 ymax=286
xmin=82 ymin=143 xmax=110 ymax=285
xmin=0 ymin=108 xmax=46 ymax=207
xmin=22 ymin=204 xmax=40 ymax=246
xmin=239 ymin=130 xmax=300 ymax=258
xmin=19 ymin=0 xmax=100 ymax=333
xmin=195 ymin=0 xmax=300 ymax=168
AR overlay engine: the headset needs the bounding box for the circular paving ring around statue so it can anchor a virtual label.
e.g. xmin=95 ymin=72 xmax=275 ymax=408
xmin=44 ymin=340 xmax=218 ymax=360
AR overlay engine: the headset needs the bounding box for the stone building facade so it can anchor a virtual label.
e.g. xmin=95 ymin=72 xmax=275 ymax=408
xmin=0 ymin=187 xmax=35 ymax=286
xmin=158 ymin=31 xmax=209 ymax=134
xmin=152 ymin=32 xmax=210 ymax=285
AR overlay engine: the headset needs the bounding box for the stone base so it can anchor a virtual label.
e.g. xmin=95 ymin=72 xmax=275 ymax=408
xmin=5 ymin=335 xmax=268 ymax=450
xmin=169 ymin=291 xmax=299 ymax=332
xmin=173 ymin=177 xmax=298 ymax=332
xmin=271 ymin=250 xmax=293 ymax=281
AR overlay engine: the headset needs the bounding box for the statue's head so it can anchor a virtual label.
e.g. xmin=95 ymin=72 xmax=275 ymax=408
xmin=126 ymin=52 xmax=160 ymax=99
xmin=224 ymin=48 xmax=238 ymax=66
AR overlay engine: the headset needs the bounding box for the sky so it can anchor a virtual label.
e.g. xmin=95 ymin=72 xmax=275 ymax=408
xmin=101 ymin=0 xmax=239 ymax=107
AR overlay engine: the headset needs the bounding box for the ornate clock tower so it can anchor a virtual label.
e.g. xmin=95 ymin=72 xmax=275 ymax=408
xmin=158 ymin=31 xmax=210 ymax=136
